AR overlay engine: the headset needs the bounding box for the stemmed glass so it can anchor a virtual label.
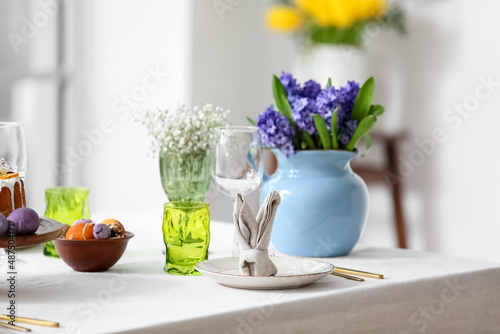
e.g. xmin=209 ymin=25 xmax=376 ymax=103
xmin=0 ymin=122 xmax=28 ymax=177
xmin=0 ymin=122 xmax=28 ymax=262
xmin=212 ymin=126 xmax=263 ymax=256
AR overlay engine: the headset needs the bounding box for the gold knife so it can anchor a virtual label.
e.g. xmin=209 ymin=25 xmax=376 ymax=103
xmin=0 ymin=315 xmax=59 ymax=327
xmin=0 ymin=321 xmax=31 ymax=332
xmin=331 ymin=271 xmax=364 ymax=282
xmin=334 ymin=267 xmax=384 ymax=279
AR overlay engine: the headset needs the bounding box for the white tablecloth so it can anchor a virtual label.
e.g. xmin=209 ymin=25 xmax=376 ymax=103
xmin=1 ymin=214 xmax=500 ymax=334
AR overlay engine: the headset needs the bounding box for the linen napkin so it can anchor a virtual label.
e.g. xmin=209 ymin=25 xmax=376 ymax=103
xmin=234 ymin=191 xmax=281 ymax=276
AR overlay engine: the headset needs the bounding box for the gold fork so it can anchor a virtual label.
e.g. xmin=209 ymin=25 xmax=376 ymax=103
xmin=0 ymin=315 xmax=59 ymax=332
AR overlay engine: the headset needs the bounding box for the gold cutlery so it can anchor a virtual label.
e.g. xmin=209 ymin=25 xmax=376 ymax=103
xmin=334 ymin=267 xmax=384 ymax=279
xmin=331 ymin=271 xmax=365 ymax=282
xmin=0 ymin=315 xmax=59 ymax=331
xmin=0 ymin=321 xmax=31 ymax=332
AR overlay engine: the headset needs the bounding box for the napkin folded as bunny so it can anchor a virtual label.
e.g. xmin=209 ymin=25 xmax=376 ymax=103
xmin=234 ymin=191 xmax=281 ymax=276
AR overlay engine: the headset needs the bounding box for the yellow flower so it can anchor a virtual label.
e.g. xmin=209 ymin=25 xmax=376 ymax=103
xmin=295 ymin=0 xmax=387 ymax=28
xmin=295 ymin=0 xmax=330 ymax=27
xmin=354 ymin=0 xmax=387 ymax=21
xmin=328 ymin=0 xmax=360 ymax=28
xmin=266 ymin=6 xmax=303 ymax=32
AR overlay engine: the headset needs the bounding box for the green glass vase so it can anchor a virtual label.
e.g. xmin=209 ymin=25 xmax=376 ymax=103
xmin=163 ymin=202 xmax=210 ymax=276
xmin=44 ymin=187 xmax=91 ymax=257
xmin=159 ymin=151 xmax=212 ymax=202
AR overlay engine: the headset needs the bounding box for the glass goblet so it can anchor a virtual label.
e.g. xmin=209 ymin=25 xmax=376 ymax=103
xmin=0 ymin=122 xmax=28 ymax=263
xmin=0 ymin=122 xmax=28 ymax=178
xmin=212 ymin=126 xmax=263 ymax=256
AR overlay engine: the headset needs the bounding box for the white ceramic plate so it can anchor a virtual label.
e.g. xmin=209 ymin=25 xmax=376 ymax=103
xmin=195 ymin=257 xmax=334 ymax=290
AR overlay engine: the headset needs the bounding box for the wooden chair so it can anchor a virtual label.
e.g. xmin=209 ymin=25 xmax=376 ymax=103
xmin=351 ymin=132 xmax=408 ymax=248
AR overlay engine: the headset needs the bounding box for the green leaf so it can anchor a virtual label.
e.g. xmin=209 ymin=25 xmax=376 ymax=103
xmin=369 ymin=104 xmax=384 ymax=116
xmin=356 ymin=133 xmax=373 ymax=158
xmin=326 ymin=78 xmax=332 ymax=88
xmin=246 ymin=117 xmax=256 ymax=126
xmin=313 ymin=114 xmax=332 ymax=149
xmin=280 ymin=93 xmax=294 ymax=123
xmin=351 ymin=77 xmax=375 ymax=122
xmin=302 ymin=132 xmax=316 ymax=149
xmin=346 ymin=115 xmax=377 ymax=151
xmin=309 ymin=21 xmax=366 ymax=47
xmin=272 ymin=75 xmax=287 ymax=112
xmin=364 ymin=133 xmax=373 ymax=152
xmin=271 ymin=75 xmax=295 ymax=124
xmin=331 ymin=108 xmax=339 ymax=149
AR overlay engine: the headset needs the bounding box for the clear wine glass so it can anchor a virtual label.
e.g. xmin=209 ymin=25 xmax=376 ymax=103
xmin=0 ymin=122 xmax=28 ymax=263
xmin=212 ymin=126 xmax=263 ymax=256
xmin=0 ymin=122 xmax=28 ymax=177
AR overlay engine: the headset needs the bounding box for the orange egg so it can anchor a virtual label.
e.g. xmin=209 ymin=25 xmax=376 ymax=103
xmin=66 ymin=222 xmax=95 ymax=240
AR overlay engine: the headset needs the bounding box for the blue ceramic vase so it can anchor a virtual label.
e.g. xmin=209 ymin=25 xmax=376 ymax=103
xmin=261 ymin=150 xmax=369 ymax=257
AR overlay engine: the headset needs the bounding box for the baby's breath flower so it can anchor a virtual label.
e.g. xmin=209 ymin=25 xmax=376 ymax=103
xmin=137 ymin=104 xmax=230 ymax=155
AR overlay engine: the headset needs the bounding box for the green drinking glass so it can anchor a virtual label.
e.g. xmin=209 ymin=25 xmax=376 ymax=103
xmin=43 ymin=187 xmax=91 ymax=257
xmin=163 ymin=202 xmax=210 ymax=276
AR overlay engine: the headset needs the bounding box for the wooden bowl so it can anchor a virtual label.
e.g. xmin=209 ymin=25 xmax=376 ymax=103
xmin=53 ymin=232 xmax=134 ymax=272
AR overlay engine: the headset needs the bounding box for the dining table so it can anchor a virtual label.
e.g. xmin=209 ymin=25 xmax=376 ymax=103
xmin=1 ymin=212 xmax=500 ymax=334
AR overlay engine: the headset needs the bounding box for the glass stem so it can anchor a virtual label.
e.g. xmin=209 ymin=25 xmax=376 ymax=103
xmin=230 ymin=195 xmax=239 ymax=257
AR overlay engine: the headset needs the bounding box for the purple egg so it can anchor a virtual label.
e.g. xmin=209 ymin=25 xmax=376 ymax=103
xmin=73 ymin=219 xmax=93 ymax=225
xmin=93 ymin=223 xmax=111 ymax=240
xmin=0 ymin=213 xmax=9 ymax=236
xmin=7 ymin=208 xmax=40 ymax=235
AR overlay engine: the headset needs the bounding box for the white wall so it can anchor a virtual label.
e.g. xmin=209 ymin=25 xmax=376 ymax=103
xmin=360 ymin=0 xmax=500 ymax=262
xmin=427 ymin=1 xmax=500 ymax=262
xmin=1 ymin=0 xmax=59 ymax=214
xmin=66 ymin=0 xmax=192 ymax=219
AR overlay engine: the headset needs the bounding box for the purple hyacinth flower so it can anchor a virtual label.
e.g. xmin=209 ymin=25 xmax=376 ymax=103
xmin=279 ymin=72 xmax=300 ymax=103
xmin=316 ymin=80 xmax=360 ymax=136
xmin=292 ymin=98 xmax=317 ymax=135
xmin=339 ymin=119 xmax=358 ymax=145
xmin=300 ymin=80 xmax=322 ymax=100
xmin=257 ymin=105 xmax=296 ymax=157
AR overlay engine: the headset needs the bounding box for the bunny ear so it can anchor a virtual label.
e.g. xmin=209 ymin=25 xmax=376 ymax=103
xmin=234 ymin=194 xmax=250 ymax=250
xmin=235 ymin=194 xmax=258 ymax=250
xmin=233 ymin=193 xmax=244 ymax=226
xmin=255 ymin=191 xmax=281 ymax=249
xmin=256 ymin=191 xmax=281 ymax=227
